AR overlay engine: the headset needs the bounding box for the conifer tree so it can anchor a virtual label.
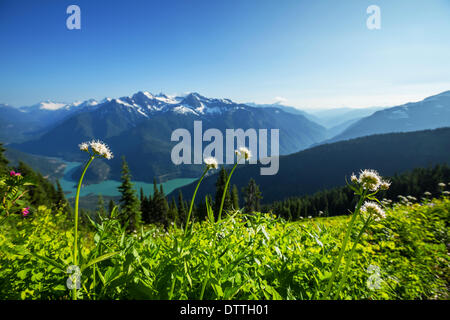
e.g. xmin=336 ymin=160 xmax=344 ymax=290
xmin=118 ymin=157 xmax=141 ymax=232
xmin=0 ymin=142 xmax=9 ymax=173
xmin=159 ymin=185 xmax=170 ymax=226
xmin=108 ymin=199 xmax=115 ymax=216
xmin=168 ymin=198 xmax=179 ymax=226
xmin=177 ymin=190 xmax=187 ymax=226
xmin=139 ymin=187 xmax=150 ymax=224
xmin=243 ymin=178 xmax=262 ymax=213
xmin=55 ymin=180 xmax=66 ymax=205
xmin=149 ymin=178 xmax=160 ymax=223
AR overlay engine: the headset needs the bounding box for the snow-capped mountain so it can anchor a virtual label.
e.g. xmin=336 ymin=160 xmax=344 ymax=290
xmin=91 ymin=91 xmax=246 ymax=118
xmin=10 ymin=90 xmax=327 ymax=183
xmin=16 ymin=91 xmax=251 ymax=118
xmin=19 ymin=98 xmax=100 ymax=112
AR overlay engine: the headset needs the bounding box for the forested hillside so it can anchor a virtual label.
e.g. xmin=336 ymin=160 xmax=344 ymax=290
xmin=172 ymin=127 xmax=450 ymax=204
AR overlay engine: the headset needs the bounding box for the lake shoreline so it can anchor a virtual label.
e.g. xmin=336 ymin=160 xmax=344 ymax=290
xmin=58 ymin=160 xmax=197 ymax=199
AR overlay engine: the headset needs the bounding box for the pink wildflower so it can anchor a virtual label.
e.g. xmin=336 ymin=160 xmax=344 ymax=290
xmin=9 ymin=170 xmax=21 ymax=177
xmin=22 ymin=207 xmax=30 ymax=217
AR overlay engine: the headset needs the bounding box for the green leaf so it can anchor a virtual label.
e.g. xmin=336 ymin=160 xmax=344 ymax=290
xmin=17 ymin=269 xmax=29 ymax=280
xmin=206 ymin=196 xmax=215 ymax=223
xmin=81 ymin=251 xmax=120 ymax=272
xmin=29 ymin=251 xmax=65 ymax=272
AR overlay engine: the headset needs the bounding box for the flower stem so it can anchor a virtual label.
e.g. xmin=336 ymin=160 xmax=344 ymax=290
xmin=217 ymin=162 xmax=239 ymax=222
xmin=184 ymin=167 xmax=208 ymax=236
xmin=333 ymin=216 xmax=372 ymax=299
xmin=323 ymin=191 xmax=366 ymax=299
xmin=72 ymin=155 xmax=94 ymax=300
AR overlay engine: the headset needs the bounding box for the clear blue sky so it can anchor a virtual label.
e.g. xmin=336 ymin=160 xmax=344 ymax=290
xmin=1 ymin=0 xmax=449 ymax=109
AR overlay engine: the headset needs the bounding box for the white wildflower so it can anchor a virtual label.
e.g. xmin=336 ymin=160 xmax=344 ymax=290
xmin=204 ymin=157 xmax=218 ymax=170
xmin=78 ymin=142 xmax=89 ymax=152
xmin=438 ymin=182 xmax=446 ymax=188
xmin=358 ymin=169 xmax=382 ymax=191
xmin=361 ymin=201 xmax=386 ymax=221
xmin=235 ymin=147 xmax=252 ymax=160
xmin=88 ymin=140 xmax=114 ymax=159
xmin=423 ymin=191 xmax=431 ymax=196
xmin=350 ymin=173 xmax=358 ymax=184
xmin=380 ymin=180 xmax=391 ymax=191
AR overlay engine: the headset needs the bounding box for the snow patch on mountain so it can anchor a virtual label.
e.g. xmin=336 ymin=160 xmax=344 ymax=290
xmin=172 ymin=105 xmax=198 ymax=115
xmin=38 ymin=101 xmax=67 ymax=110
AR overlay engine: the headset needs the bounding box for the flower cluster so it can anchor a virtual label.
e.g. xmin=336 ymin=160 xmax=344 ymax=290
xmin=351 ymin=169 xmax=390 ymax=192
xmin=9 ymin=170 xmax=21 ymax=177
xmin=204 ymin=157 xmax=218 ymax=170
xmin=361 ymin=201 xmax=385 ymax=221
xmin=235 ymin=147 xmax=252 ymax=160
xmin=79 ymin=140 xmax=114 ymax=159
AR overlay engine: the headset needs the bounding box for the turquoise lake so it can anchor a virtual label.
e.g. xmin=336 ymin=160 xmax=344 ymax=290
xmin=59 ymin=161 xmax=197 ymax=198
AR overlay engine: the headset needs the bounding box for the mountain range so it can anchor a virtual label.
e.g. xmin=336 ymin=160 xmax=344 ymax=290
xmin=2 ymin=90 xmax=450 ymax=185
xmin=7 ymin=92 xmax=327 ymax=183
xmin=324 ymin=91 xmax=450 ymax=143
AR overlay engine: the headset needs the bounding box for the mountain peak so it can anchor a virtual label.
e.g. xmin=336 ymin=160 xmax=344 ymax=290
xmin=133 ymin=91 xmax=154 ymax=100
xmin=181 ymin=92 xmax=205 ymax=108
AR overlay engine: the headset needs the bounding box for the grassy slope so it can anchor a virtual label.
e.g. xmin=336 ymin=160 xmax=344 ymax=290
xmin=0 ymin=196 xmax=448 ymax=300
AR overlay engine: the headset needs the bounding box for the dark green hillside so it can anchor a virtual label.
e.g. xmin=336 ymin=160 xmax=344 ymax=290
xmin=171 ymin=127 xmax=450 ymax=204
xmin=4 ymin=147 xmax=66 ymax=182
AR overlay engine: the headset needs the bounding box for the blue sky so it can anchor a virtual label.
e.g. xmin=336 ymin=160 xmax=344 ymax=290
xmin=1 ymin=0 xmax=449 ymax=109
